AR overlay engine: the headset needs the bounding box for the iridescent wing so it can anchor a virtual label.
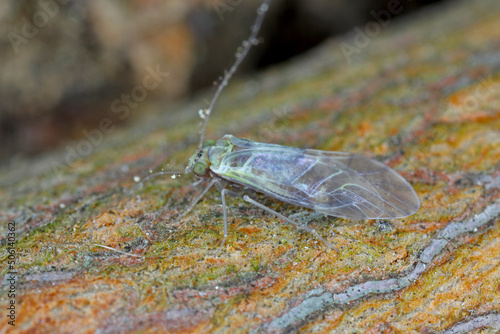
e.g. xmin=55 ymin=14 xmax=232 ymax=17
xmin=211 ymin=137 xmax=419 ymax=219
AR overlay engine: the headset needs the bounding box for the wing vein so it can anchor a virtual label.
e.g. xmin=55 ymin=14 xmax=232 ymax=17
xmin=212 ymin=139 xmax=419 ymax=219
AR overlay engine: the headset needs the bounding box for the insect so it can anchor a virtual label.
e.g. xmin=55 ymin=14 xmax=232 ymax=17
xmin=143 ymin=0 xmax=419 ymax=252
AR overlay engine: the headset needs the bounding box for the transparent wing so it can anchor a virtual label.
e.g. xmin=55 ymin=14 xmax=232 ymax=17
xmin=211 ymin=140 xmax=419 ymax=219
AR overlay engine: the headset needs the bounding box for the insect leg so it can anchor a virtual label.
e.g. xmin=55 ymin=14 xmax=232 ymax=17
xmin=242 ymin=195 xmax=339 ymax=252
xmin=216 ymin=188 xmax=243 ymax=255
xmin=217 ymin=189 xmax=230 ymax=254
xmin=164 ymin=179 xmax=217 ymax=243
xmin=176 ymin=179 xmax=217 ymax=220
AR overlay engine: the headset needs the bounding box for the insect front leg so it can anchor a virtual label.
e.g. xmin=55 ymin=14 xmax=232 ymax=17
xmin=164 ymin=179 xmax=217 ymax=243
xmin=242 ymin=195 xmax=339 ymax=252
xmin=176 ymin=178 xmax=216 ymax=220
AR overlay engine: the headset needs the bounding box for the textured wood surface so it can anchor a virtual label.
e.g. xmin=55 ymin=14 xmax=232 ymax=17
xmin=1 ymin=0 xmax=500 ymax=332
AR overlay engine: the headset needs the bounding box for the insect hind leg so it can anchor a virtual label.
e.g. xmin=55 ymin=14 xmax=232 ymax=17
xmin=242 ymin=195 xmax=339 ymax=252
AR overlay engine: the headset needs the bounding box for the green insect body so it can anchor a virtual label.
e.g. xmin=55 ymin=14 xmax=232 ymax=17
xmin=188 ymin=134 xmax=419 ymax=221
xmin=146 ymin=0 xmax=419 ymax=252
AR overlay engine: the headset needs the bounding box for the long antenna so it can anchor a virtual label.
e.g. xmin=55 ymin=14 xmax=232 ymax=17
xmin=197 ymin=0 xmax=272 ymax=150
xmin=127 ymin=170 xmax=185 ymax=195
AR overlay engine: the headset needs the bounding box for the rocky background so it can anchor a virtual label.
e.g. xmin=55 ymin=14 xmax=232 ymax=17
xmin=1 ymin=0 xmax=444 ymax=164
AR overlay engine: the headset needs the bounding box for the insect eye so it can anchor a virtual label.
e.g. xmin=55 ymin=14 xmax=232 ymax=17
xmin=193 ymin=161 xmax=209 ymax=177
xmin=203 ymin=140 xmax=215 ymax=148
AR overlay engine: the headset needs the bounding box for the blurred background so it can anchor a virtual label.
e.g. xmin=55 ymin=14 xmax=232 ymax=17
xmin=0 ymin=0 xmax=451 ymax=166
